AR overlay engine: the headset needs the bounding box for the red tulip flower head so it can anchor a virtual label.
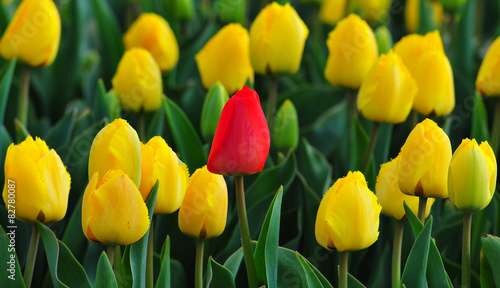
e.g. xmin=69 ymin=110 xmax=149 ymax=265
xmin=208 ymin=86 xmax=270 ymax=176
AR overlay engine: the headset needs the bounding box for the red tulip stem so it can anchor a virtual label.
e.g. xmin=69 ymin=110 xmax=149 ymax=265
xmin=392 ymin=221 xmax=404 ymax=288
xmin=462 ymin=213 xmax=472 ymax=288
xmin=195 ymin=239 xmax=205 ymax=288
xmin=146 ymin=216 xmax=155 ymax=288
xmin=490 ymin=98 xmax=500 ymax=156
xmin=23 ymin=223 xmax=39 ymax=288
xmin=360 ymin=122 xmax=381 ymax=175
xmin=418 ymin=197 xmax=427 ymax=223
xmin=18 ymin=65 xmax=30 ymax=128
xmin=107 ymin=245 xmax=115 ymax=267
xmin=338 ymin=251 xmax=348 ymax=288
xmin=266 ymin=77 xmax=278 ymax=135
xmin=235 ymin=175 xmax=258 ymax=288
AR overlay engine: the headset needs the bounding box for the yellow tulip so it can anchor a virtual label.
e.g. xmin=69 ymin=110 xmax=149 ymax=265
xmin=448 ymin=139 xmax=497 ymax=213
xmin=356 ymin=0 xmax=392 ymax=22
xmin=112 ymin=48 xmax=163 ymax=112
xmin=196 ymin=23 xmax=254 ymax=94
xmin=82 ymin=170 xmax=150 ymax=246
xmin=393 ymin=31 xmax=444 ymax=73
xmin=376 ymin=156 xmax=434 ymax=220
xmin=319 ymin=0 xmax=347 ymax=25
xmin=357 ymin=50 xmax=417 ymax=123
xmin=0 ymin=0 xmax=60 ymax=66
xmin=139 ymin=136 xmax=189 ymax=214
xmin=124 ymin=13 xmax=179 ymax=72
xmin=88 ymin=119 xmax=142 ymax=187
xmin=249 ymin=2 xmax=309 ymax=75
xmin=178 ymin=166 xmax=228 ymax=239
xmin=324 ymin=14 xmax=378 ymax=89
xmin=2 ymin=136 xmax=70 ymax=223
xmin=405 ymin=0 xmax=443 ymax=33
xmin=476 ymin=36 xmax=500 ymax=96
xmin=315 ymin=171 xmax=381 ymax=252
xmin=399 ymin=118 xmax=452 ymax=199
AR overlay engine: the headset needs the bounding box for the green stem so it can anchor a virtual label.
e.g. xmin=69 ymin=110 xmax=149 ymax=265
xmin=392 ymin=221 xmax=404 ymax=288
xmin=360 ymin=122 xmax=381 ymax=174
xmin=195 ymin=239 xmax=205 ymax=288
xmin=411 ymin=110 xmax=418 ymax=129
xmin=266 ymin=77 xmax=278 ymax=136
xmin=138 ymin=112 xmax=146 ymax=142
xmin=418 ymin=197 xmax=427 ymax=223
xmin=18 ymin=65 xmax=30 ymax=128
xmin=462 ymin=213 xmax=472 ymax=288
xmin=338 ymin=251 xmax=348 ymax=288
xmin=23 ymin=223 xmax=39 ymax=288
xmin=234 ymin=176 xmax=258 ymax=288
xmin=146 ymin=216 xmax=155 ymax=288
xmin=349 ymin=89 xmax=358 ymax=120
xmin=107 ymin=246 xmax=115 ymax=267
xmin=490 ymin=98 xmax=500 ymax=156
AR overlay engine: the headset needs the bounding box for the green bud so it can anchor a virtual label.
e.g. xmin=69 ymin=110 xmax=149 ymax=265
xmin=375 ymin=26 xmax=393 ymax=55
xmin=214 ymin=0 xmax=245 ymax=24
xmin=201 ymin=82 xmax=229 ymax=142
xmin=272 ymin=99 xmax=299 ymax=150
xmin=174 ymin=0 xmax=194 ymax=20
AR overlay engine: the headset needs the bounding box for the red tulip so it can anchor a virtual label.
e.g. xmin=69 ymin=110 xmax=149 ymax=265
xmin=207 ymin=85 xmax=270 ymax=176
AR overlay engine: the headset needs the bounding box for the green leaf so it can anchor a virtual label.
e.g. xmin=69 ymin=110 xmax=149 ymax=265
xmin=471 ymin=92 xmax=490 ymax=142
xmin=0 ymin=58 xmax=16 ymax=127
xmin=223 ymin=247 xmax=244 ymax=277
xmin=163 ymin=96 xmax=206 ymax=173
xmin=93 ymin=80 xmax=121 ymax=122
xmin=0 ymin=226 xmax=25 ymax=288
xmin=45 ymin=108 xmax=77 ymax=150
xmin=14 ymin=119 xmax=30 ymax=143
xmin=130 ymin=181 xmax=159 ymax=288
xmin=155 ymin=236 xmax=171 ymax=288
xmin=481 ymin=234 xmax=500 ymax=286
xmin=401 ymin=217 xmax=433 ymax=288
xmin=207 ymin=257 xmax=236 ymax=288
xmin=480 ymin=248 xmax=496 ymax=288
xmin=254 ymin=187 xmax=284 ymax=287
xmin=348 ymin=273 xmax=368 ymax=288
xmin=147 ymin=103 xmax=165 ymax=140
xmin=295 ymin=253 xmax=325 ymax=288
xmin=94 ymin=252 xmax=118 ymax=288
xmin=37 ymin=222 xmax=92 ymax=288
xmin=417 ymin=0 xmax=436 ymax=34
xmin=296 ymin=138 xmax=332 ymax=195
xmin=61 ymin=194 xmax=86 ymax=263
xmin=116 ymin=246 xmax=133 ymax=288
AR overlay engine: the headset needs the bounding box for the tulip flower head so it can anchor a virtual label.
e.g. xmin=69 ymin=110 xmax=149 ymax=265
xmin=139 ymin=136 xmax=189 ymax=214
xmin=376 ymin=156 xmax=434 ymax=220
xmin=476 ymin=36 xmax=500 ymax=96
xmin=124 ymin=13 xmax=179 ymax=72
xmin=357 ymin=50 xmax=417 ymax=123
xmin=324 ymin=14 xmax=378 ymax=89
xmin=112 ymin=48 xmax=163 ymax=112
xmin=178 ymin=166 xmax=228 ymax=239
xmin=398 ymin=118 xmax=452 ymax=199
xmin=3 ymin=136 xmax=70 ymax=223
xmin=249 ymin=2 xmax=309 ymax=75
xmin=315 ymin=171 xmax=381 ymax=252
xmin=207 ymin=86 xmax=270 ymax=176
xmin=196 ymin=23 xmax=254 ymax=94
xmin=319 ymin=0 xmax=347 ymax=25
xmin=88 ymin=119 xmax=142 ymax=187
xmin=0 ymin=0 xmax=60 ymax=66
xmin=82 ymin=170 xmax=150 ymax=246
xmin=448 ymin=139 xmax=497 ymax=213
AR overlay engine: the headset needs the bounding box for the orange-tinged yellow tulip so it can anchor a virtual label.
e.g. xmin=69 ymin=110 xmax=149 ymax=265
xmin=112 ymin=48 xmax=162 ymax=112
xmin=0 ymin=0 xmax=61 ymax=66
xmin=178 ymin=166 xmax=228 ymax=239
xmin=405 ymin=0 xmax=443 ymax=33
xmin=2 ymin=136 xmax=70 ymax=223
xmin=357 ymin=50 xmax=417 ymax=123
xmin=139 ymin=136 xmax=189 ymax=214
xmin=124 ymin=13 xmax=179 ymax=72
xmin=399 ymin=118 xmax=452 ymax=198
xmin=249 ymin=2 xmax=309 ymax=75
xmin=324 ymin=14 xmax=378 ymax=89
xmin=448 ymin=139 xmax=497 ymax=213
xmin=88 ymin=119 xmax=141 ymax=187
xmin=315 ymin=171 xmax=381 ymax=252
xmin=195 ymin=23 xmax=254 ymax=94
xmin=476 ymin=36 xmax=500 ymax=96
xmin=82 ymin=170 xmax=150 ymax=246
xmin=376 ymin=156 xmax=434 ymax=220
xmin=319 ymin=0 xmax=347 ymax=25
xmin=356 ymin=0 xmax=392 ymax=22
xmin=393 ymin=31 xmax=444 ymax=73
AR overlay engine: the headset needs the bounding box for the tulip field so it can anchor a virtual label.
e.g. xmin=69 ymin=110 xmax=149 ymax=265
xmin=2 ymin=0 xmax=500 ymax=287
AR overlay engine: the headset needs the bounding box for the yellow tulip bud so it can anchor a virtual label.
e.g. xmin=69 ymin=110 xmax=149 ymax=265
xmin=249 ymin=2 xmax=309 ymax=75
xmin=112 ymin=48 xmax=163 ymax=112
xmin=394 ymin=31 xmax=444 ymax=73
xmin=357 ymin=50 xmax=417 ymax=123
xmin=324 ymin=14 xmax=378 ymax=89
xmin=0 ymin=0 xmax=60 ymax=66
xmin=405 ymin=0 xmax=443 ymax=33
xmin=319 ymin=0 xmax=347 ymax=25
xmin=476 ymin=36 xmax=500 ymax=96
xmin=448 ymin=139 xmax=497 ymax=213
xmin=88 ymin=119 xmax=142 ymax=187
xmin=2 ymin=136 xmax=70 ymax=223
xmin=315 ymin=171 xmax=381 ymax=252
xmin=196 ymin=23 xmax=254 ymax=94
xmin=123 ymin=13 xmax=179 ymax=72
xmin=82 ymin=170 xmax=150 ymax=246
xmin=357 ymin=0 xmax=392 ymax=22
xmin=139 ymin=136 xmax=189 ymax=214
xmin=376 ymin=156 xmax=434 ymax=220
xmin=399 ymin=118 xmax=452 ymax=198
xmin=178 ymin=166 xmax=228 ymax=239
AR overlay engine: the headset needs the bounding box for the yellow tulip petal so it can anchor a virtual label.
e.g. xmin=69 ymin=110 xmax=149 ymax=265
xmin=476 ymin=36 xmax=500 ymax=96
xmin=82 ymin=172 xmax=99 ymax=242
xmin=319 ymin=0 xmax=347 ymax=25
